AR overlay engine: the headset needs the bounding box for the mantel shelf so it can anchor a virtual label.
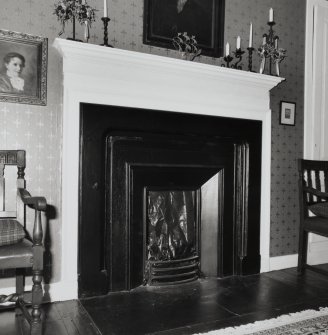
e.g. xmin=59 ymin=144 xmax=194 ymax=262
xmin=54 ymin=38 xmax=284 ymax=95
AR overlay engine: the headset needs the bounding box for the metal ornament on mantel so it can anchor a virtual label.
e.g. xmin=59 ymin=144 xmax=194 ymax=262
xmin=172 ymin=32 xmax=202 ymax=61
xmin=258 ymin=21 xmax=286 ymax=76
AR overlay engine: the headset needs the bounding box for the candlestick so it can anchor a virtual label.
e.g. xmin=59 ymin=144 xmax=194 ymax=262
xmin=262 ymin=36 xmax=266 ymax=45
xmin=100 ymin=17 xmax=113 ymax=47
xmin=222 ymin=54 xmax=233 ymax=68
xmin=232 ymin=48 xmax=245 ymax=70
xmin=236 ymin=36 xmax=241 ymax=50
xmin=104 ymin=0 xmax=108 ymax=17
xmin=247 ymin=47 xmax=254 ymax=72
xmin=84 ymin=20 xmax=89 ymax=42
xmin=269 ymin=8 xmax=274 ymax=22
xmin=225 ymin=42 xmax=230 ymax=56
xmin=249 ymin=23 xmax=253 ymax=48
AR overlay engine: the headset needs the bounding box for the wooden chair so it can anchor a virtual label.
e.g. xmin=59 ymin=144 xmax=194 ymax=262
xmin=0 ymin=150 xmax=47 ymax=335
xmin=298 ymin=159 xmax=328 ymax=275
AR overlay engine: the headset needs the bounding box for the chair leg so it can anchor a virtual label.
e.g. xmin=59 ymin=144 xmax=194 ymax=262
xmin=31 ymin=321 xmax=42 ymax=335
xmin=297 ymin=229 xmax=308 ymax=274
xmin=30 ymin=270 xmax=43 ymax=335
xmin=15 ymin=269 xmax=24 ymax=317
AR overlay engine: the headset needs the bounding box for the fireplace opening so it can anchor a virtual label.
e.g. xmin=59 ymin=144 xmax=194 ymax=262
xmin=79 ymin=103 xmax=262 ymax=298
xmin=146 ymin=190 xmax=198 ymax=262
xmin=144 ymin=189 xmax=199 ymax=285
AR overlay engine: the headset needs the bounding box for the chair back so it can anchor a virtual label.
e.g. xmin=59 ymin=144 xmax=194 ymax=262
xmin=298 ymin=159 xmax=328 ymax=213
xmin=0 ymin=150 xmax=26 ymax=221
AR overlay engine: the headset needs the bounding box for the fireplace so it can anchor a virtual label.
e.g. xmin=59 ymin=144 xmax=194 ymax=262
xmin=79 ymin=104 xmax=262 ymax=296
xmin=53 ymin=39 xmax=282 ymax=302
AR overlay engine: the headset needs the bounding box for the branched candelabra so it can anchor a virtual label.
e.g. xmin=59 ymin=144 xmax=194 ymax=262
xmin=258 ymin=21 xmax=286 ymax=76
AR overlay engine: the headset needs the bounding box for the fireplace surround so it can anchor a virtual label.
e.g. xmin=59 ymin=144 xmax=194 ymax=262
xmin=79 ymin=104 xmax=262 ymax=296
xmin=53 ymin=38 xmax=283 ymax=301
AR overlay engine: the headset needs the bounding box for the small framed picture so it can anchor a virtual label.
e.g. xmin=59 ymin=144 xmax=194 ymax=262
xmin=0 ymin=29 xmax=48 ymax=106
xmin=280 ymin=101 xmax=296 ymax=126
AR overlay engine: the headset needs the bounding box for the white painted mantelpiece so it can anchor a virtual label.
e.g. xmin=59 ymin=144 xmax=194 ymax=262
xmin=53 ymin=38 xmax=283 ymax=301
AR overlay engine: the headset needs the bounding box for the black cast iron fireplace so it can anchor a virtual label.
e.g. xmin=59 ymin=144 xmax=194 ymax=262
xmin=78 ymin=103 xmax=262 ymax=298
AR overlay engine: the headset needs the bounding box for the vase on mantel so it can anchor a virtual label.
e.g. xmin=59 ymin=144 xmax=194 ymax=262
xmin=54 ymin=0 xmax=96 ymax=42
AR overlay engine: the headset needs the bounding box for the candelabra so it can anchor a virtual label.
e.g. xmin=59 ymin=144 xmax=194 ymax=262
xmin=258 ymin=21 xmax=286 ymax=76
xmin=100 ymin=17 xmax=113 ymax=47
xmin=231 ymin=48 xmax=245 ymax=70
xmin=247 ymin=47 xmax=254 ymax=72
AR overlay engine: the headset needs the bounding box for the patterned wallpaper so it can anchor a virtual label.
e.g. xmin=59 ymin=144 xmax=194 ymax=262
xmin=0 ymin=0 xmax=305 ymax=284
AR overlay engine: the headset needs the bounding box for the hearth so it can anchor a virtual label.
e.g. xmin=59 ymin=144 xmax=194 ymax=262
xmin=79 ymin=103 xmax=262 ymax=297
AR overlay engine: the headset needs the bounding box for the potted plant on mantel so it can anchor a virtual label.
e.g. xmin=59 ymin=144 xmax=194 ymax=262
xmin=54 ymin=0 xmax=96 ymax=41
xmin=172 ymin=32 xmax=202 ymax=61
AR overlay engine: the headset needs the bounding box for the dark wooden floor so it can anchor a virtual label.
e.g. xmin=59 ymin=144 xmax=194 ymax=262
xmin=0 ymin=300 xmax=101 ymax=335
xmin=2 ymin=267 xmax=328 ymax=334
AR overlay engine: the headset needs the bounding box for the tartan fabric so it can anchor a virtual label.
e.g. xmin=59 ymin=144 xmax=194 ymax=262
xmin=309 ymin=202 xmax=328 ymax=218
xmin=0 ymin=219 xmax=25 ymax=246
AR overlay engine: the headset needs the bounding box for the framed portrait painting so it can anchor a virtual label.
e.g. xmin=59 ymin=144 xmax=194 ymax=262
xmin=280 ymin=101 xmax=296 ymax=126
xmin=0 ymin=30 xmax=48 ymax=106
xmin=143 ymin=0 xmax=225 ymax=57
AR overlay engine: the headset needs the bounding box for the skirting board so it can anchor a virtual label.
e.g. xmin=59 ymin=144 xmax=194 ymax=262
xmin=269 ymin=242 xmax=328 ymax=272
xmin=307 ymin=239 xmax=328 ymax=265
xmin=269 ymin=254 xmax=298 ymax=271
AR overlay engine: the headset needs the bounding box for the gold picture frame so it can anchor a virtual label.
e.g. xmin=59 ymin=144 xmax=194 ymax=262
xmin=0 ymin=29 xmax=48 ymax=106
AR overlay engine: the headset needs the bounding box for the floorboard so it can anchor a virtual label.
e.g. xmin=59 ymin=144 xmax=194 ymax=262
xmin=0 ymin=300 xmax=101 ymax=335
xmin=1 ymin=267 xmax=328 ymax=334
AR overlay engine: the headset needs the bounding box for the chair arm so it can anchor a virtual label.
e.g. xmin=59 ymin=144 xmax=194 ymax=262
xmin=18 ymin=189 xmax=47 ymax=211
xmin=304 ymin=186 xmax=328 ymax=199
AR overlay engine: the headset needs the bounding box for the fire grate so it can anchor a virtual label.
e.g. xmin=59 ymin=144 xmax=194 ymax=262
xmin=143 ymin=255 xmax=200 ymax=286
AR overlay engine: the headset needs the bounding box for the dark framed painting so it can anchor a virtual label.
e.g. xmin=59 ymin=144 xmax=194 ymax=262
xmin=143 ymin=0 xmax=225 ymax=57
xmin=280 ymin=101 xmax=296 ymax=126
xmin=0 ymin=29 xmax=48 ymax=106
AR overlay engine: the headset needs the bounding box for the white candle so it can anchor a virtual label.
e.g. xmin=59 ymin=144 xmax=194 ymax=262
xmin=236 ymin=36 xmax=241 ymax=50
xmin=225 ymin=42 xmax=230 ymax=56
xmin=275 ymin=38 xmax=278 ymax=49
xmin=269 ymin=8 xmax=274 ymax=22
xmin=263 ymin=36 xmax=266 ymax=45
xmin=104 ymin=0 xmax=108 ymax=17
xmin=249 ymin=22 xmax=253 ymax=48
xmin=84 ymin=21 xmax=89 ymax=41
